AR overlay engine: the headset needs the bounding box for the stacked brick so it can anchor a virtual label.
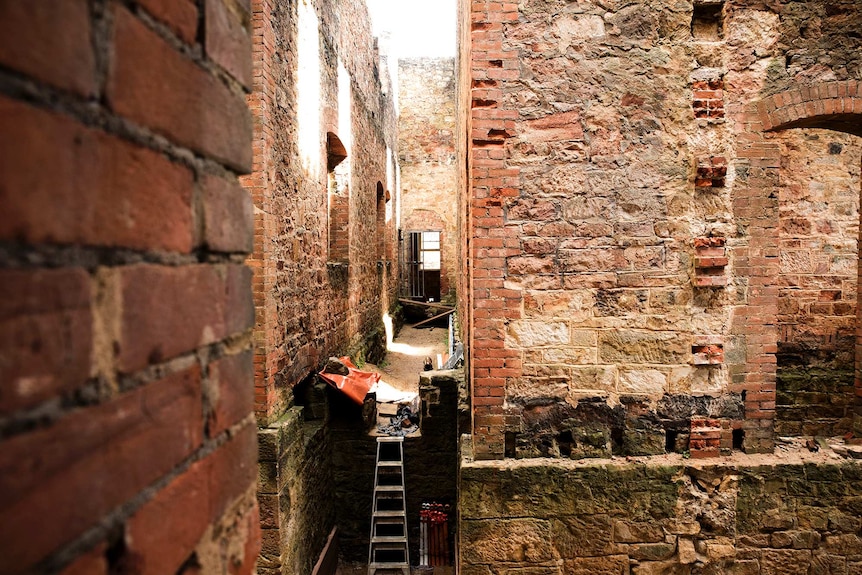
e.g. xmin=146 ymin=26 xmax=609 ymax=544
xmin=467 ymin=0 xmax=522 ymax=460
xmin=692 ymin=78 xmax=725 ymax=120
xmin=0 ymin=1 xmax=258 ymax=573
xmin=693 ymin=237 xmax=729 ymax=287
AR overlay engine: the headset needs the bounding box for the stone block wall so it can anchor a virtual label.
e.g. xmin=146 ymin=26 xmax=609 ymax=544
xmin=460 ymin=446 xmax=862 ymax=574
xmin=776 ymin=131 xmax=861 ymax=437
xmin=258 ymin=407 xmax=334 ymax=575
xmin=399 ymin=58 xmax=459 ymax=300
xmin=0 ymin=1 xmax=258 ymax=573
xmin=460 ymin=0 xmax=862 ymax=460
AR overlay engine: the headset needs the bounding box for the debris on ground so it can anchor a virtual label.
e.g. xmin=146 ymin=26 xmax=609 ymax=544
xmin=377 ymin=404 xmax=419 ymax=436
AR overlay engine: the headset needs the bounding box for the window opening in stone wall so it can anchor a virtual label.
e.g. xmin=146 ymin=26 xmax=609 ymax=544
xmin=327 ymin=132 xmax=349 ymax=263
xmin=402 ymin=230 xmax=442 ymax=302
xmin=692 ymin=2 xmax=723 ymax=41
xmin=376 ymin=182 xmax=386 ymax=261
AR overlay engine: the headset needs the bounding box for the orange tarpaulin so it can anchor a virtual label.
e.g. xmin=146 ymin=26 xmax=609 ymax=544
xmin=318 ymin=356 xmax=380 ymax=405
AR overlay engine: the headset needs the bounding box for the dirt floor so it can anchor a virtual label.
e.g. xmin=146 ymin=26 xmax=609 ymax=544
xmin=365 ymin=322 xmax=449 ymax=394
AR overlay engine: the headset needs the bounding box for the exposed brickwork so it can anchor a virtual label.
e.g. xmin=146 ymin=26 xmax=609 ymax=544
xmin=465 ymin=0 xmax=522 ymax=460
xmin=243 ymin=0 xmax=398 ymax=425
xmin=693 ymin=78 xmax=725 ymax=120
xmin=757 ymin=80 xmax=862 ymax=137
xmin=459 ymin=0 xmax=862 ymax=461
xmin=0 ymin=1 xmax=258 ymax=572
xmin=694 ymin=237 xmax=729 ymax=288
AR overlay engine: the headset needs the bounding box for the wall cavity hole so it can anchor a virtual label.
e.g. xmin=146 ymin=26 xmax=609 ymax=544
xmin=692 ymin=3 xmax=723 ymax=40
xmin=732 ymin=428 xmax=744 ymax=451
xmin=665 ymin=429 xmax=679 ymax=453
xmin=557 ymin=430 xmax=573 ymax=457
xmin=505 ymin=431 xmax=517 ymax=458
xmin=611 ymin=427 xmax=624 ymax=452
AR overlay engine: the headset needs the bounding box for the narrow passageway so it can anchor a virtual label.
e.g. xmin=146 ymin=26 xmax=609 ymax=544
xmin=366 ymin=323 xmax=449 ymax=395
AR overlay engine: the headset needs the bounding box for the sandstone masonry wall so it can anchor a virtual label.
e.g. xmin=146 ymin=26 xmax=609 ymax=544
xmin=399 ymin=58 xmax=458 ymax=299
xmin=0 ymin=1 xmax=259 ymax=573
xmin=244 ymin=0 xmax=399 ymax=571
xmin=459 ymin=446 xmax=862 ymax=574
xmin=463 ymin=0 xmax=862 ymax=460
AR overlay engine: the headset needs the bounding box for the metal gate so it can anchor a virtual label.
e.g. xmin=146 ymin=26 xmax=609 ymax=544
xmin=400 ymin=230 xmax=425 ymax=300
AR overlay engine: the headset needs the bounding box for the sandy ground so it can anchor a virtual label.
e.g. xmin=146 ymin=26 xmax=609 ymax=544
xmin=365 ymin=323 xmax=449 ymax=394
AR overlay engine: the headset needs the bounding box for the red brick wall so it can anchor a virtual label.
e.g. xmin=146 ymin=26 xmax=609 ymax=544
xmin=0 ymin=1 xmax=258 ymax=573
xmin=464 ymin=0 xmax=522 ymax=460
xmin=243 ymin=0 xmax=398 ymax=426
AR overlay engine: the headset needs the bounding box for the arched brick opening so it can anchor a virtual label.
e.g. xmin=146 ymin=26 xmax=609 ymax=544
xmin=327 ymin=132 xmax=349 ymax=263
xmin=736 ymin=80 xmax=862 ymax=451
xmin=376 ymin=181 xmax=386 ymax=261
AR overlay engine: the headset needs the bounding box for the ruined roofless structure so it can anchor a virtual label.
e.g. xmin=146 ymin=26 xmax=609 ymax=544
xmin=1 ymin=0 xmax=862 ymax=574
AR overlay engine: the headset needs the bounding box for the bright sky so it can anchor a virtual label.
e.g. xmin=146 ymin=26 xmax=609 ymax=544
xmin=366 ymin=0 xmax=457 ymax=58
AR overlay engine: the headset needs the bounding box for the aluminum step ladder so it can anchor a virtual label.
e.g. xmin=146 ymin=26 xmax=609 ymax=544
xmin=368 ymin=436 xmax=409 ymax=575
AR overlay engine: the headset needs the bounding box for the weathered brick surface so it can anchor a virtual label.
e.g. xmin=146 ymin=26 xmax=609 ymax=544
xmin=242 ymin=0 xmax=399 ymax=570
xmin=0 ymin=2 xmax=257 ymax=572
xmin=205 ymin=0 xmax=254 ymax=88
xmin=243 ymin=0 xmax=398 ymax=423
xmin=0 ymin=0 xmax=96 ymax=97
xmin=0 ymin=366 xmax=203 ymax=571
xmin=0 ymin=96 xmax=195 ymax=252
xmin=207 ymin=350 xmax=255 ymax=438
xmin=125 ymin=423 xmax=258 ymax=575
xmin=137 ymin=0 xmax=199 ymax=44
xmin=459 ymin=0 xmax=862 ymax=459
xmin=0 ymin=268 xmax=92 ymax=415
xmin=108 ymin=5 xmax=252 ymax=172
xmin=201 ymin=173 xmax=255 ymax=254
xmin=119 ymin=264 xmax=253 ymax=373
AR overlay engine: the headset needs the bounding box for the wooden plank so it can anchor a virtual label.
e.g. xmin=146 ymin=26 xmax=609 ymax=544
xmin=398 ymin=298 xmax=453 ymax=311
xmin=312 ymin=527 xmax=339 ymax=575
xmin=412 ymin=308 xmax=455 ymax=328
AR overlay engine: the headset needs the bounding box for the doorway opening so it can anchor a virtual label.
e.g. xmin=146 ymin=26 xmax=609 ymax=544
xmin=402 ymin=231 xmax=442 ymax=302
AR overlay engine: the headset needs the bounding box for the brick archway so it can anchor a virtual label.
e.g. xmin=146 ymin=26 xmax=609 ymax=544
xmin=756 ymin=80 xmax=862 ymax=137
xmin=734 ymin=80 xmax=862 ymax=452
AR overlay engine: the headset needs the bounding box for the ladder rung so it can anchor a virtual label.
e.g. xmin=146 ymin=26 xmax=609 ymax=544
xmin=374 ymin=511 xmax=406 ymax=517
xmin=372 ymin=536 xmax=408 ymax=544
xmin=375 ymin=485 xmax=404 ymax=493
xmin=377 ymin=461 xmax=402 ymax=467
xmin=376 ymin=436 xmax=404 ymax=443
xmin=373 ymin=510 xmax=406 ymax=517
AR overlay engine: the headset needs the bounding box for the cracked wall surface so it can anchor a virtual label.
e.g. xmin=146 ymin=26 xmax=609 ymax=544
xmin=459 ymin=441 xmax=862 ymax=574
